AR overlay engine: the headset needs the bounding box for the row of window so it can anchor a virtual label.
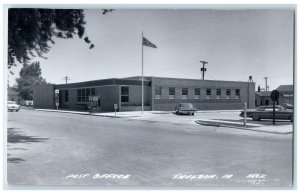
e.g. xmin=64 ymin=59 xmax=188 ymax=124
xmin=66 ymin=86 xmax=240 ymax=103
xmin=77 ymin=88 xmax=96 ymax=102
xmin=155 ymin=87 xmax=240 ymax=100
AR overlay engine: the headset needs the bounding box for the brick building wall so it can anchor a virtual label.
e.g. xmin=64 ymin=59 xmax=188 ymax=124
xmin=33 ymin=77 xmax=256 ymax=112
xmin=33 ymin=84 xmax=55 ymax=109
xmin=57 ymin=85 xmax=120 ymax=112
xmin=151 ymin=77 xmax=255 ymax=111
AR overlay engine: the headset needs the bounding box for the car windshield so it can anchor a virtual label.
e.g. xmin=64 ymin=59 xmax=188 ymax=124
xmin=8 ymin=101 xmax=16 ymax=105
xmin=180 ymin=103 xmax=193 ymax=108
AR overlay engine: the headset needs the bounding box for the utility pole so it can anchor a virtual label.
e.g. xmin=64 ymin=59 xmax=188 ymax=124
xmin=247 ymin=76 xmax=253 ymax=109
xmin=263 ymin=77 xmax=268 ymax=91
xmin=63 ymin=75 xmax=70 ymax=84
xmin=200 ymin=60 xmax=208 ymax=80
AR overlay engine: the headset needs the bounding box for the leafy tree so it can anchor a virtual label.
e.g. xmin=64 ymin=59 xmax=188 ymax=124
xmin=16 ymin=62 xmax=47 ymax=100
xmin=8 ymin=8 xmax=113 ymax=69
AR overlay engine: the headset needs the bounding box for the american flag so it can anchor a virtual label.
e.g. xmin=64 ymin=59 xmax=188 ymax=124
xmin=143 ymin=37 xmax=157 ymax=48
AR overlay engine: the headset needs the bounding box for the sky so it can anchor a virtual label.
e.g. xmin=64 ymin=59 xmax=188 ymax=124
xmin=8 ymin=9 xmax=294 ymax=90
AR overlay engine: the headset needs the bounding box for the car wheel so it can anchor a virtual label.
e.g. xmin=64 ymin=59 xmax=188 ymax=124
xmin=16 ymin=110 xmax=19 ymax=112
xmin=252 ymin=115 xmax=260 ymax=121
xmin=175 ymin=110 xmax=178 ymax=115
xmin=191 ymin=113 xmax=194 ymax=116
xmin=290 ymin=117 xmax=293 ymax=122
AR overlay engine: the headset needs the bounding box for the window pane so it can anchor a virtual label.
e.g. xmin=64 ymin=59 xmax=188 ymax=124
xmin=216 ymin=89 xmax=221 ymax=99
xmin=169 ymin=87 xmax=175 ymax=95
xmin=65 ymin=90 xmax=69 ymax=102
xmin=182 ymin=88 xmax=188 ymax=95
xmin=155 ymin=87 xmax=161 ymax=95
xmin=86 ymin=88 xmax=90 ymax=96
xmin=206 ymin=89 xmax=211 ymax=99
xmin=77 ymin=89 xmax=81 ymax=102
xmin=121 ymin=87 xmax=129 ymax=95
xmin=206 ymin=89 xmax=211 ymax=95
xmin=235 ymin=89 xmax=240 ymax=99
xmin=226 ymin=89 xmax=231 ymax=95
xmin=91 ymin=88 xmax=95 ymax=95
xmin=121 ymin=96 xmax=129 ymax=103
xmin=226 ymin=89 xmax=231 ymax=99
xmin=195 ymin=88 xmax=200 ymax=95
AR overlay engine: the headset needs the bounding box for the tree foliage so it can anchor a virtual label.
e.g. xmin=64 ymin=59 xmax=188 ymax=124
xmin=16 ymin=62 xmax=47 ymax=100
xmin=8 ymin=8 xmax=113 ymax=69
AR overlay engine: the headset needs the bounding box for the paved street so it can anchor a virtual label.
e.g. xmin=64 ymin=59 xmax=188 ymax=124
xmin=7 ymin=109 xmax=293 ymax=187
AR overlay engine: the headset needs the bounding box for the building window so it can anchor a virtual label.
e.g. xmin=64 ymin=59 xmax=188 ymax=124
xmin=91 ymin=88 xmax=95 ymax=96
xmin=169 ymin=87 xmax=175 ymax=99
xmin=265 ymin=100 xmax=269 ymax=105
xmin=235 ymin=89 xmax=240 ymax=99
xmin=216 ymin=88 xmax=221 ymax=100
xmin=226 ymin=89 xmax=231 ymax=99
xmin=77 ymin=88 xmax=96 ymax=102
xmin=121 ymin=86 xmax=129 ymax=103
xmin=206 ymin=88 xmax=211 ymax=99
xmin=195 ymin=88 xmax=200 ymax=99
xmin=65 ymin=90 xmax=69 ymax=102
xmin=155 ymin=87 xmax=162 ymax=99
xmin=77 ymin=89 xmax=82 ymax=102
xmin=182 ymin=88 xmax=188 ymax=99
xmin=88 ymin=88 xmax=97 ymax=101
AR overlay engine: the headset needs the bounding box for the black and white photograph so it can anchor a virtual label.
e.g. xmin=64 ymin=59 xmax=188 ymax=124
xmin=4 ymin=5 xmax=295 ymax=188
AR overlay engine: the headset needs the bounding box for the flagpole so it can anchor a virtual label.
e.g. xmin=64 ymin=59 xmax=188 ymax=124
xmin=142 ymin=32 xmax=144 ymax=115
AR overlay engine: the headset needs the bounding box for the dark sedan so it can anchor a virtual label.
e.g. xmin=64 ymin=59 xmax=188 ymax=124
xmin=240 ymin=105 xmax=293 ymax=122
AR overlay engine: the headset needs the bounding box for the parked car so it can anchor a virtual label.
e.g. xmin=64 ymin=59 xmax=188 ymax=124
xmin=239 ymin=105 xmax=293 ymax=122
xmin=283 ymin=103 xmax=293 ymax=110
xmin=175 ymin=103 xmax=197 ymax=115
xmin=7 ymin=101 xmax=21 ymax=112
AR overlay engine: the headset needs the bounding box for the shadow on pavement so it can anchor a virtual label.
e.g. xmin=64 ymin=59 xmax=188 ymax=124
xmin=7 ymin=157 xmax=26 ymax=163
xmin=172 ymin=112 xmax=195 ymax=116
xmin=7 ymin=128 xmax=49 ymax=144
xmin=8 ymin=148 xmax=28 ymax=150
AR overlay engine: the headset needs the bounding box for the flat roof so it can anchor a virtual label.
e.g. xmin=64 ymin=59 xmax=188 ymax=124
xmin=255 ymin=91 xmax=272 ymax=97
xmin=54 ymin=76 xmax=255 ymax=89
xmin=276 ymin=85 xmax=293 ymax=92
xmin=55 ymin=78 xmax=151 ymax=89
xmin=125 ymin=76 xmax=255 ymax=84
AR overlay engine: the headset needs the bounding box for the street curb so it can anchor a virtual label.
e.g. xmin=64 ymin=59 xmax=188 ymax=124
xmin=195 ymin=120 xmax=293 ymax=134
xmin=35 ymin=109 xmax=122 ymax=118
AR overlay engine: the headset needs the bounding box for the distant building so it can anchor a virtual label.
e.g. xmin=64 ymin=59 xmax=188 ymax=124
xmin=33 ymin=76 xmax=255 ymax=112
xmin=255 ymin=84 xmax=293 ymax=107
xmin=276 ymin=85 xmax=293 ymax=105
xmin=255 ymin=91 xmax=272 ymax=106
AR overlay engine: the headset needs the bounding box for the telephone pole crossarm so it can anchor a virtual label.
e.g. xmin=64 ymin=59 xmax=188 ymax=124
xmin=200 ymin=60 xmax=208 ymax=80
xmin=63 ymin=76 xmax=70 ymax=84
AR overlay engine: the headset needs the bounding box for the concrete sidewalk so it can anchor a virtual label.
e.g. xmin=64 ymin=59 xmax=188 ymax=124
xmin=35 ymin=109 xmax=293 ymax=134
xmin=195 ymin=119 xmax=293 ymax=134
xmin=35 ymin=109 xmax=169 ymax=117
